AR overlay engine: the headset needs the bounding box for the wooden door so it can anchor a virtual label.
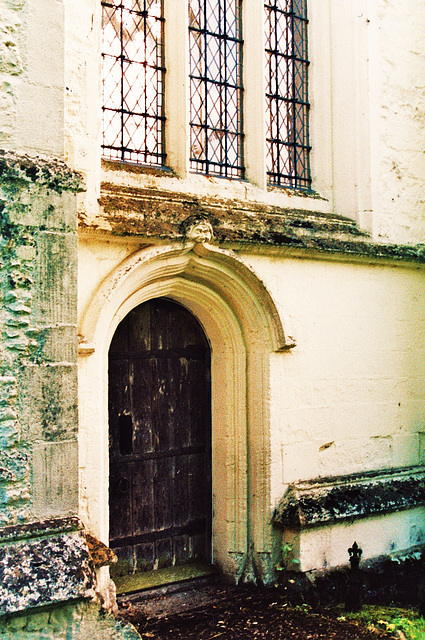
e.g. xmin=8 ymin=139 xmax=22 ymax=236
xmin=108 ymin=298 xmax=212 ymax=577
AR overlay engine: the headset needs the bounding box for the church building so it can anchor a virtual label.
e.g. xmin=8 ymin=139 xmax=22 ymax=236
xmin=0 ymin=0 xmax=425 ymax=636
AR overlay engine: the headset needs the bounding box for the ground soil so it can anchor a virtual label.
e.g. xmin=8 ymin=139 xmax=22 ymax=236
xmin=119 ymin=583 xmax=390 ymax=639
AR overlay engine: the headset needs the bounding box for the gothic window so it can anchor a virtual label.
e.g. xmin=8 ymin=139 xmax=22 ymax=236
xmin=265 ymin=0 xmax=310 ymax=189
xmin=101 ymin=0 xmax=165 ymax=165
xmin=189 ymin=0 xmax=244 ymax=178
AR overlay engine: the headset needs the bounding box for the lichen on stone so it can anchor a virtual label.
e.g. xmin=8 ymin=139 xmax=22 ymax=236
xmin=0 ymin=151 xmax=81 ymax=525
xmin=0 ymin=150 xmax=84 ymax=194
xmin=273 ymin=465 xmax=425 ymax=528
xmin=96 ymin=183 xmax=425 ymax=265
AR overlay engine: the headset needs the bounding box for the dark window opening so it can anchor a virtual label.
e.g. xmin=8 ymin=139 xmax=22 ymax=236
xmin=101 ymin=0 xmax=166 ymax=166
xmin=265 ymin=0 xmax=311 ymax=189
xmin=189 ymin=0 xmax=244 ymax=178
xmin=118 ymin=413 xmax=133 ymax=455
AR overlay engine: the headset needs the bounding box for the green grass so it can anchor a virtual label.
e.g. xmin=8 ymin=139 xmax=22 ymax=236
xmin=334 ymin=604 xmax=425 ymax=639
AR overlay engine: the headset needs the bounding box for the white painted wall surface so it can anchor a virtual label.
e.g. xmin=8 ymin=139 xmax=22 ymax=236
xmin=368 ymin=0 xmax=425 ymax=244
xmin=243 ymin=254 xmax=425 ymax=501
xmin=285 ymin=506 xmax=425 ymax=573
xmin=0 ymin=0 xmax=65 ymax=156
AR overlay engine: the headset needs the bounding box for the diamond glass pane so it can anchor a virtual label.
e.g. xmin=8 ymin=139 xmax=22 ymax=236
xmin=265 ymin=0 xmax=311 ymax=189
xmin=101 ymin=0 xmax=165 ymax=166
xmin=189 ymin=0 xmax=244 ymax=178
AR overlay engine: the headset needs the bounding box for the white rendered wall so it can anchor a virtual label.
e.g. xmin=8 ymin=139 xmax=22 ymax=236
xmin=249 ymin=251 xmax=425 ymax=568
xmin=0 ymin=0 xmax=65 ymax=156
xmin=367 ymin=0 xmax=425 ymax=244
xmin=241 ymin=254 xmax=425 ymax=501
xmin=284 ymin=506 xmax=425 ymax=573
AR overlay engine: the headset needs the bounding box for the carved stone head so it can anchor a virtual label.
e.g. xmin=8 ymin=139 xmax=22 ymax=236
xmin=184 ymin=217 xmax=214 ymax=244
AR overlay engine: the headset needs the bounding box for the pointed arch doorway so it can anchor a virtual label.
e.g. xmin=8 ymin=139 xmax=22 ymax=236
xmin=108 ymin=297 xmax=212 ymax=579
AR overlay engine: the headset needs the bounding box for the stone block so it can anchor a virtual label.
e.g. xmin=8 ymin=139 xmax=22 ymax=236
xmin=6 ymin=201 xmax=40 ymax=228
xmin=0 ymin=448 xmax=29 ymax=483
xmin=0 ymin=375 xmax=17 ymax=405
xmin=15 ymin=244 xmax=36 ymax=262
xmin=25 ymin=0 xmax=64 ymax=89
xmin=25 ymin=610 xmax=49 ymax=632
xmin=40 ymin=324 xmax=77 ymax=363
xmin=14 ymin=83 xmax=64 ymax=157
xmin=27 ymin=190 xmax=78 ymax=232
xmin=0 ymin=525 xmax=94 ymax=615
xmin=0 ymin=8 xmax=22 ymax=77
xmin=0 ymin=80 xmax=16 ymax=144
xmin=32 ymin=440 xmax=78 ymax=518
xmin=0 ymin=420 xmax=19 ymax=448
xmin=391 ymin=433 xmax=420 ymax=468
xmin=20 ymin=363 xmax=78 ymax=441
xmin=318 ymin=436 xmax=393 ymax=478
xmin=419 ymin=431 xmax=425 ymax=464
xmin=282 ymin=441 xmax=318 ymax=484
xmin=4 ymin=612 xmax=27 ymax=631
xmin=48 ymin=601 xmax=84 ymax=632
xmin=34 ymin=231 xmax=77 ymax=326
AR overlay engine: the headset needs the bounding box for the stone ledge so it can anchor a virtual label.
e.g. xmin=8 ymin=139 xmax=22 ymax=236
xmin=0 ymin=516 xmax=82 ymax=544
xmin=88 ymin=183 xmax=425 ymax=264
xmin=272 ymin=465 xmax=425 ymax=528
xmin=0 ymin=149 xmax=84 ymax=193
xmin=0 ymin=518 xmax=94 ymax=615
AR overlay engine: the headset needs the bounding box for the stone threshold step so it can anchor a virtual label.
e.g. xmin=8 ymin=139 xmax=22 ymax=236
xmin=114 ymin=563 xmax=218 ymax=596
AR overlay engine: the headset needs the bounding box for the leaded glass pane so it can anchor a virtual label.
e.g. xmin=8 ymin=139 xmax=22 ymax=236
xmin=189 ymin=0 xmax=244 ymax=178
xmin=102 ymin=0 xmax=165 ymax=166
xmin=265 ymin=0 xmax=311 ymax=189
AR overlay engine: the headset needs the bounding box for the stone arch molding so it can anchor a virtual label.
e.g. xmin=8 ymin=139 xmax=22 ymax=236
xmin=78 ymin=242 xmax=294 ymax=583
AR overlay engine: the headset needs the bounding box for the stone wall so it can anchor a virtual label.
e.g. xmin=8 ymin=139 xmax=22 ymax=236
xmin=0 ymin=0 xmax=65 ymax=157
xmin=0 ymin=152 xmax=140 ymax=636
xmin=0 ymin=600 xmax=140 ymax=639
xmin=0 ymin=151 xmax=81 ymax=526
xmin=0 ymin=151 xmax=81 ymax=527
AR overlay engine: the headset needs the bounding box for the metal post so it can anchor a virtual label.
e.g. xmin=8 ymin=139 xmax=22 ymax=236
xmin=345 ymin=541 xmax=363 ymax=612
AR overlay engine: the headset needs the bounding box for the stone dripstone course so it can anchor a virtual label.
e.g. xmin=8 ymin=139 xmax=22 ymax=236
xmin=95 ymin=181 xmax=425 ymax=265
